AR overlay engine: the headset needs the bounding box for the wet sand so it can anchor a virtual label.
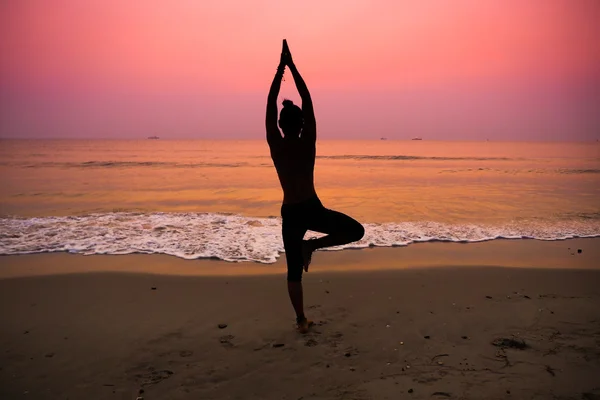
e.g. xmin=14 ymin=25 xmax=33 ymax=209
xmin=1 ymin=238 xmax=599 ymax=399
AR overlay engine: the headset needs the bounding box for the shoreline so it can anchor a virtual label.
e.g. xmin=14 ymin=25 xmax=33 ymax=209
xmin=0 ymin=237 xmax=598 ymax=279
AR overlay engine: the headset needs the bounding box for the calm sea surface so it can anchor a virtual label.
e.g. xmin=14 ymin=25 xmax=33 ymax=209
xmin=1 ymin=139 xmax=598 ymax=262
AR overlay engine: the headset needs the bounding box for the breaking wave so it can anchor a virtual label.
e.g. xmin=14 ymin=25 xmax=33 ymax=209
xmin=316 ymin=155 xmax=516 ymax=161
xmin=1 ymin=213 xmax=599 ymax=263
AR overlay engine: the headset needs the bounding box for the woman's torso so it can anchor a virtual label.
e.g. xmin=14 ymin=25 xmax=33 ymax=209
xmin=270 ymin=138 xmax=317 ymax=204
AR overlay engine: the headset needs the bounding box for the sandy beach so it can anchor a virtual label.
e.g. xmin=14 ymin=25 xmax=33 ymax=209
xmin=1 ymin=239 xmax=599 ymax=400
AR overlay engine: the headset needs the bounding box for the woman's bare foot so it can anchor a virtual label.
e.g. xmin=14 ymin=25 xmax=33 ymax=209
xmin=296 ymin=317 xmax=314 ymax=334
xmin=302 ymin=239 xmax=315 ymax=272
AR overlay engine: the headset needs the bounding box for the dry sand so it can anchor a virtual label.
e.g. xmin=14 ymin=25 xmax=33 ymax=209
xmin=1 ymin=238 xmax=599 ymax=399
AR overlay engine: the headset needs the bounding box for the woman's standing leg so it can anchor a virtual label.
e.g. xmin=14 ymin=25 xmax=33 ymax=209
xmin=281 ymin=211 xmax=309 ymax=329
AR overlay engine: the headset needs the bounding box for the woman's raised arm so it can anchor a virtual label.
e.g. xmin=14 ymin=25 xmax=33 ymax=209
xmin=284 ymin=41 xmax=316 ymax=142
xmin=265 ymin=42 xmax=287 ymax=145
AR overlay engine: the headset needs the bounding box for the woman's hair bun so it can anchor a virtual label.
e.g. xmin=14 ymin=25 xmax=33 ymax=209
xmin=282 ymin=99 xmax=295 ymax=108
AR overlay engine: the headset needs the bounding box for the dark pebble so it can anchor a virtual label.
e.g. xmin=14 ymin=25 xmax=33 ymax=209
xmin=350 ymin=368 xmax=355 ymax=371
xmin=218 ymin=324 xmax=228 ymax=329
xmin=45 ymin=353 xmax=54 ymax=358
xmin=506 ymin=390 xmax=511 ymax=394
xmin=577 ymin=249 xmax=582 ymax=253
xmin=485 ymin=296 xmax=492 ymax=299
xmin=151 ymin=287 xmax=157 ymax=290
xmin=23 ymin=331 xmax=29 ymax=334
xmin=396 ymin=311 xmax=400 ymax=314
xmin=492 ymin=337 xmax=529 ymax=350
xmin=424 ymin=335 xmax=430 ymax=339
xmin=408 ymin=388 xmax=414 ymax=393
xmin=139 ymin=389 xmax=144 ymax=394
xmin=461 ymin=336 xmax=468 ymax=339
xmin=344 ymin=352 xmax=352 ymax=357
xmin=272 ymin=343 xmax=285 ymax=348
xmin=325 ymin=290 xmax=330 ymax=294
xmin=524 ymin=295 xmax=531 ymax=299
xmin=326 ymin=364 xmax=330 ymax=368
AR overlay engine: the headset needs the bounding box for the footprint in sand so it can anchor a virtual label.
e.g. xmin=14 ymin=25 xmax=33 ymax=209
xmin=326 ymin=331 xmax=344 ymax=349
xmin=219 ymin=335 xmax=235 ymax=348
xmin=136 ymin=369 xmax=174 ymax=387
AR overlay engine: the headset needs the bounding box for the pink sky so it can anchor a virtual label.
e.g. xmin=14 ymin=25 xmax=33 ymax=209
xmin=1 ymin=0 xmax=599 ymax=140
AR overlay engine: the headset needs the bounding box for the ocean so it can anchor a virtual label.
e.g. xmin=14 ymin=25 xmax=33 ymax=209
xmin=1 ymin=139 xmax=598 ymax=263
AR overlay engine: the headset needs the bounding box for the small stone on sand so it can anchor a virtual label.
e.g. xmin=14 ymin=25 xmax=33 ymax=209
xmin=492 ymin=338 xmax=529 ymax=349
xmin=218 ymin=324 xmax=227 ymax=329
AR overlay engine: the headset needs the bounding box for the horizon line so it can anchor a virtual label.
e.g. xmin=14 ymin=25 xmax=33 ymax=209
xmin=0 ymin=137 xmax=598 ymax=143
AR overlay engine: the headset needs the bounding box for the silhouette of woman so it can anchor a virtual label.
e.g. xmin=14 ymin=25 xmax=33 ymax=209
xmin=266 ymin=40 xmax=365 ymax=333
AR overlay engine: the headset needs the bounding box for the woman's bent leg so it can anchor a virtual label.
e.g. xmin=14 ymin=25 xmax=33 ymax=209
xmin=306 ymin=208 xmax=364 ymax=251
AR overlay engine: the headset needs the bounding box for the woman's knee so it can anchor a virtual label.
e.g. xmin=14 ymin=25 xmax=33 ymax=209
xmin=350 ymin=221 xmax=365 ymax=242
xmin=287 ymin=267 xmax=303 ymax=282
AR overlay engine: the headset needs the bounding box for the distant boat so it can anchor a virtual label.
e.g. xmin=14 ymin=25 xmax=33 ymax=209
xmin=380 ymin=137 xmax=388 ymax=140
xmin=411 ymin=137 xmax=422 ymax=141
xmin=147 ymin=136 xmax=160 ymax=140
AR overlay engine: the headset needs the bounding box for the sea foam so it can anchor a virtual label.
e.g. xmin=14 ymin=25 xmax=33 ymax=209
xmin=1 ymin=213 xmax=598 ymax=263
